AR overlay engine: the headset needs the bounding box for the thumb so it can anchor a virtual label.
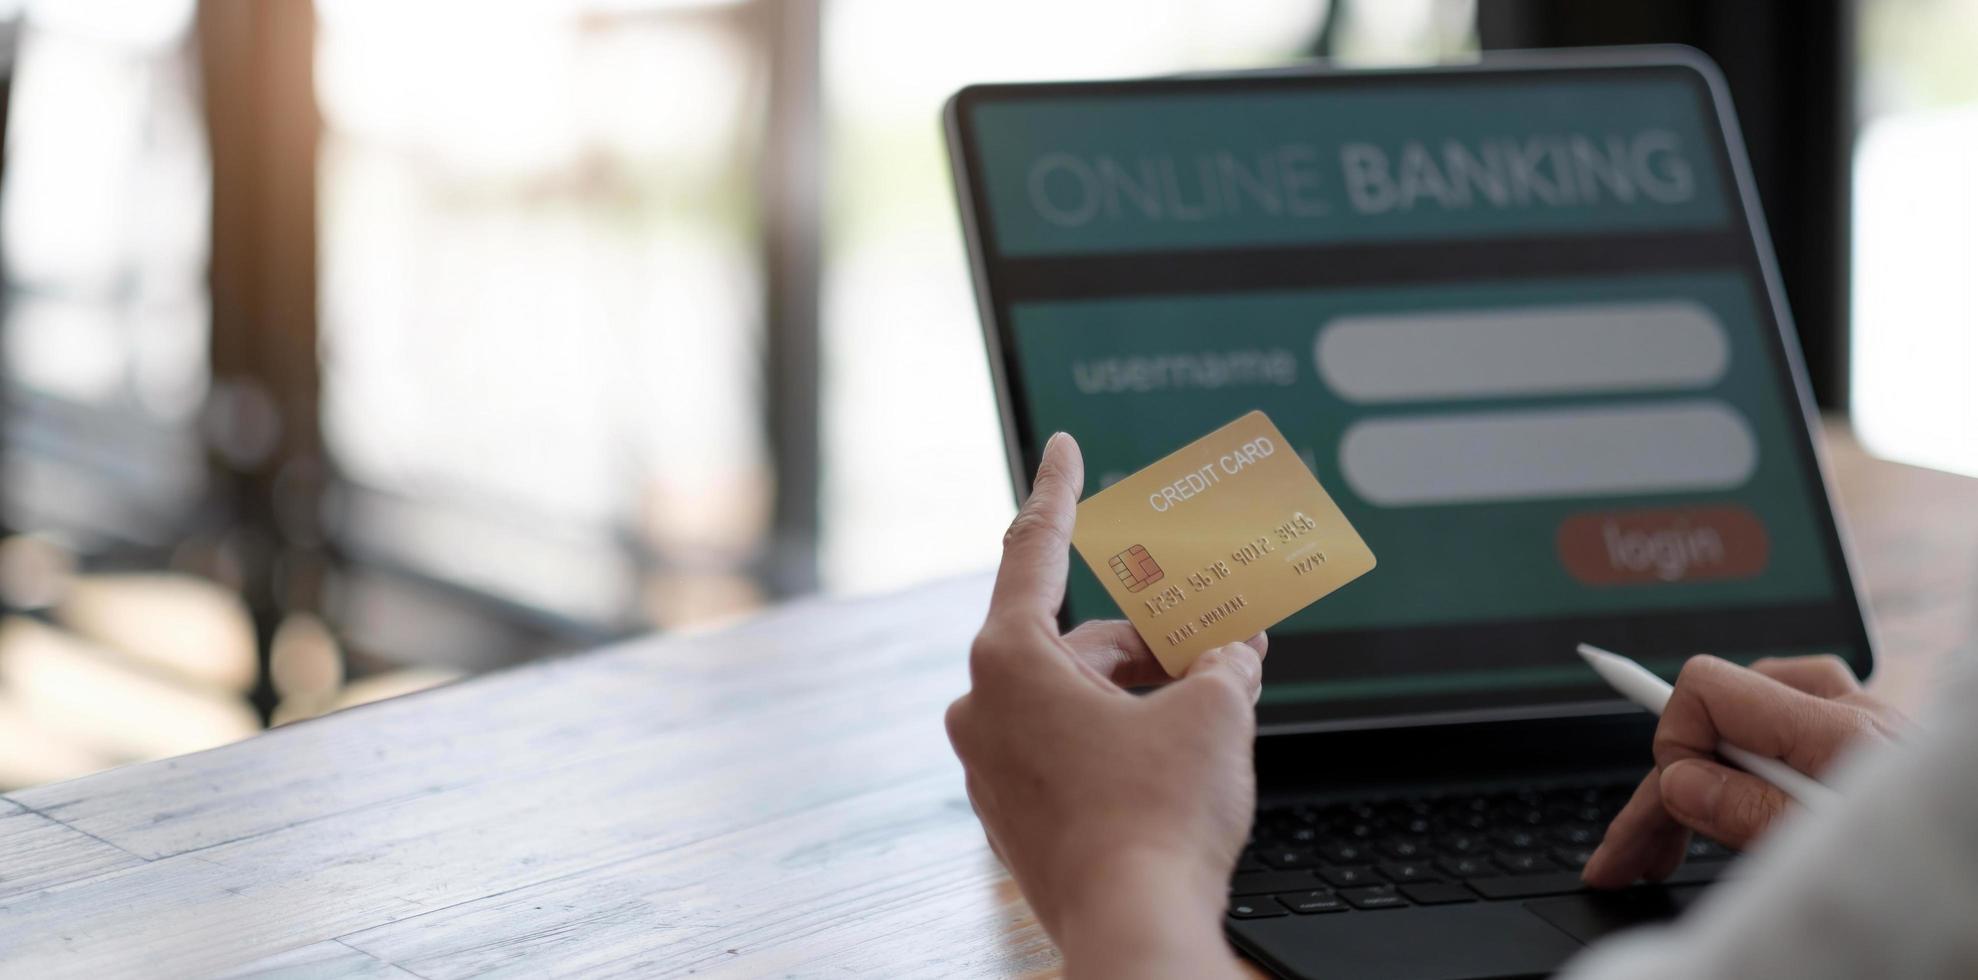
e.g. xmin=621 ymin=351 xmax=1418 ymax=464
xmin=1658 ymin=757 xmax=1791 ymax=849
xmin=1181 ymin=642 xmax=1265 ymax=708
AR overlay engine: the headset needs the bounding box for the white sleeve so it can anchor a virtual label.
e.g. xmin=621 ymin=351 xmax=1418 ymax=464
xmin=1560 ymin=657 xmax=1978 ymax=980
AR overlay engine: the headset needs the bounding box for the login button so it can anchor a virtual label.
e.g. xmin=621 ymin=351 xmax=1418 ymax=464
xmin=1557 ymin=505 xmax=1769 ymax=585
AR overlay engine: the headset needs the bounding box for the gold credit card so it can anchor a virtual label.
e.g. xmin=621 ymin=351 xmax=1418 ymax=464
xmin=1072 ymin=410 xmax=1376 ymax=677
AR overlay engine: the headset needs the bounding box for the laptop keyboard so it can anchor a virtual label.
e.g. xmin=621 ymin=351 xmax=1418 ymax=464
xmin=1228 ymin=777 xmax=1734 ymax=919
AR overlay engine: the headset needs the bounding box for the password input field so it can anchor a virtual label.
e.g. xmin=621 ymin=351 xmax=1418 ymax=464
xmin=1316 ymin=300 xmax=1728 ymax=403
xmin=1339 ymin=401 xmax=1757 ymax=507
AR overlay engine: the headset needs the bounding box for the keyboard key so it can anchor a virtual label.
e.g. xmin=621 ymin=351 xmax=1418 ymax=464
xmin=1339 ymin=885 xmax=1408 ymax=910
xmin=1553 ymin=824 xmax=1601 ymax=846
xmin=1380 ymin=860 xmax=1440 ymax=883
xmin=1687 ymin=838 xmax=1733 ymax=861
xmin=1318 ymin=842 xmax=1370 ymax=864
xmin=1378 ymin=837 xmax=1428 ymax=860
xmin=1229 ymin=898 xmax=1290 ymax=919
xmin=1437 ymin=855 xmax=1497 ymax=878
xmin=1231 ymin=870 xmax=1320 ymax=895
xmin=1552 ymin=846 xmax=1596 ymax=870
xmin=1437 ymin=833 xmax=1486 ymax=855
xmin=1495 ymin=851 xmax=1558 ymax=874
xmin=1321 ymin=865 xmax=1383 ymax=888
xmin=1401 ymin=882 xmax=1478 ymax=905
xmin=1493 ymin=828 xmax=1542 ymax=850
xmin=1466 ymin=872 xmax=1588 ymax=900
xmin=1259 ymin=847 xmax=1319 ymax=869
xmin=1276 ymin=889 xmax=1347 ymax=914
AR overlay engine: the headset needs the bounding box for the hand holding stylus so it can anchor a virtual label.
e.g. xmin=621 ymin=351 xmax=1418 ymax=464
xmin=1578 ymin=648 xmax=1904 ymax=889
xmin=1578 ymin=645 xmax=1838 ymax=806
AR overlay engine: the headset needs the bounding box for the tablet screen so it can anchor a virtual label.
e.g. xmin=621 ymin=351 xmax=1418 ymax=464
xmin=949 ymin=57 xmax=1871 ymax=731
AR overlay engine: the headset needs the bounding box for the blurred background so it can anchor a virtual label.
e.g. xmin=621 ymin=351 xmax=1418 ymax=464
xmin=0 ymin=0 xmax=1972 ymax=789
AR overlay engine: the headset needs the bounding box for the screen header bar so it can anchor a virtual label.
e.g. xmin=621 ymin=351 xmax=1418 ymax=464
xmin=969 ymin=77 xmax=1729 ymax=256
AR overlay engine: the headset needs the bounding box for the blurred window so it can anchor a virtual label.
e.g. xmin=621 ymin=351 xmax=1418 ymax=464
xmin=316 ymin=0 xmax=771 ymax=635
xmin=1851 ymin=0 xmax=1978 ymax=473
xmin=0 ymin=0 xmax=209 ymax=546
xmin=0 ymin=0 xmax=264 ymax=790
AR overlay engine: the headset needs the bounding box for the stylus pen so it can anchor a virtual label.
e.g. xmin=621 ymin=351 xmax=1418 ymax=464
xmin=1577 ymin=643 xmax=1836 ymax=808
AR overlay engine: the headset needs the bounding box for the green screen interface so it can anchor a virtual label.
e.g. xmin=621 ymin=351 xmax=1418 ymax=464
xmin=961 ymin=68 xmax=1862 ymax=724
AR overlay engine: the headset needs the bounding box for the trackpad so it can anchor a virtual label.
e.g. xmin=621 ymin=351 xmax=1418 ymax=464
xmin=1527 ymin=885 xmax=1708 ymax=944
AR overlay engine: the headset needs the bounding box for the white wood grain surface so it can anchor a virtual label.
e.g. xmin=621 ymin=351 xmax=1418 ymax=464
xmin=0 ymin=799 xmax=145 ymax=903
xmin=0 ymin=575 xmax=1039 ymax=978
xmin=0 ymin=426 xmax=1971 ymax=978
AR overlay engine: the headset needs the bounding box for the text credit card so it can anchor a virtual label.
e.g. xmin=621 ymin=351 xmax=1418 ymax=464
xmin=1071 ymin=410 xmax=1376 ymax=677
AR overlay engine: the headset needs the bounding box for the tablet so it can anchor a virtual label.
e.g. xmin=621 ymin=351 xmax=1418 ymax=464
xmin=945 ymin=48 xmax=1874 ymax=733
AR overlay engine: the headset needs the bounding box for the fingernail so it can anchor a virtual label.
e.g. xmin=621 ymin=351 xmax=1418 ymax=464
xmin=1044 ymin=432 xmax=1066 ymax=451
xmin=1662 ymin=761 xmax=1725 ymax=819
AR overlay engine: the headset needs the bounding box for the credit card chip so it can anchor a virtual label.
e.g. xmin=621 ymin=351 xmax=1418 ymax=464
xmin=1108 ymin=544 xmax=1165 ymax=593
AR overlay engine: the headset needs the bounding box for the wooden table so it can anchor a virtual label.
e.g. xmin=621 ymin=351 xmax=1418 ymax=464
xmin=3 ymin=425 xmax=1975 ymax=978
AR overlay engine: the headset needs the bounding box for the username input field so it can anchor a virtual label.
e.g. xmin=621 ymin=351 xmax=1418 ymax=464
xmin=1339 ymin=401 xmax=1757 ymax=507
xmin=1316 ymin=300 xmax=1728 ymax=403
